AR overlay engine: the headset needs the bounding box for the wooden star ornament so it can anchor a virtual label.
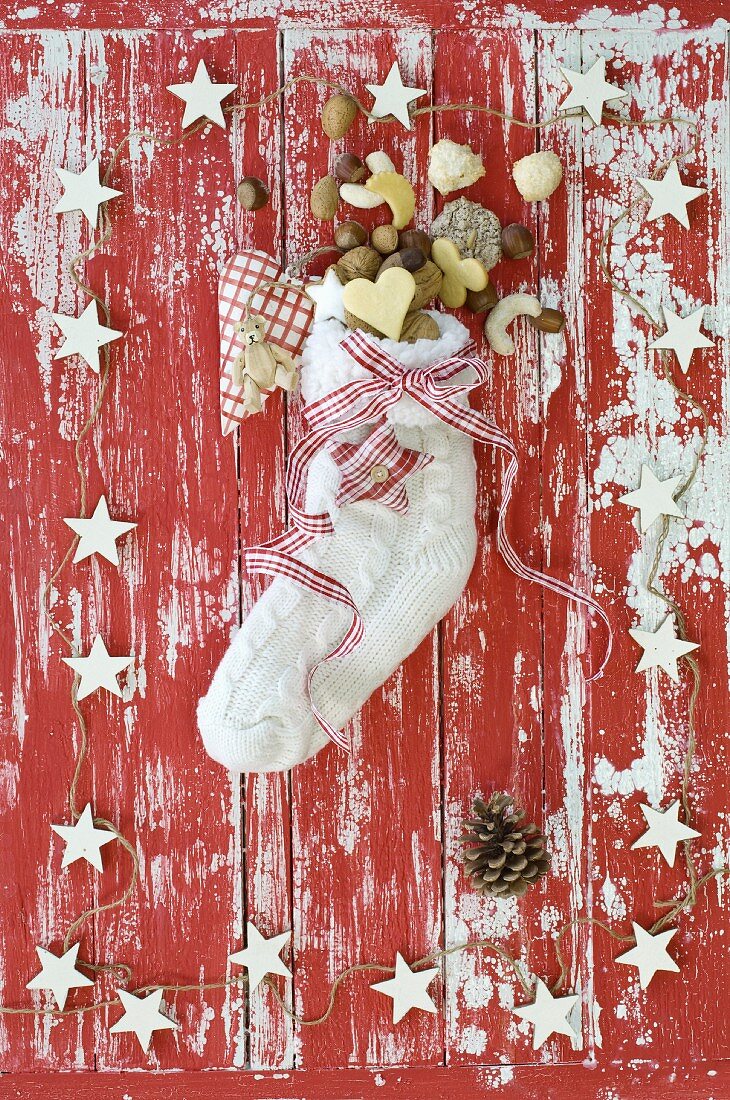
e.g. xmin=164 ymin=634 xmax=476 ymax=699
xmin=62 ymin=635 xmax=133 ymax=701
xmin=54 ymin=157 xmax=121 ymax=227
xmin=53 ymin=301 xmax=122 ymax=374
xmin=637 ymin=162 xmax=706 ymax=229
xmin=649 ymin=305 xmax=714 ymax=373
xmin=619 ymin=465 xmax=683 ymax=533
xmin=513 ymin=978 xmax=580 ymax=1049
xmin=109 ymin=988 xmax=179 ymax=1052
xmin=371 ymin=952 xmax=439 ymax=1024
xmin=64 ymin=495 xmax=137 ymax=565
xmin=616 ymin=923 xmax=679 ymax=989
xmin=365 ymin=62 xmax=426 ymax=130
xmin=51 ymin=802 xmax=116 ymax=872
xmin=629 ymin=614 xmax=699 ymax=683
xmin=229 ymin=921 xmax=291 ymax=992
xmin=167 ymin=59 xmax=237 ymax=129
xmin=558 ymin=57 xmax=628 ymax=126
xmin=631 ymin=800 xmax=700 ymax=867
xmin=26 ymin=943 xmax=93 ymax=1009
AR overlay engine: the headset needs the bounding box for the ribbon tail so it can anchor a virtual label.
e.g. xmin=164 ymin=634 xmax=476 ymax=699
xmin=496 ymin=456 xmax=612 ymax=682
xmin=243 ymin=547 xmax=362 ymax=753
xmin=418 ymin=391 xmax=612 ymax=681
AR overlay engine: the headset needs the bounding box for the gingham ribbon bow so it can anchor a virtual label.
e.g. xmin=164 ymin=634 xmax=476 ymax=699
xmin=244 ymin=330 xmax=612 ymax=753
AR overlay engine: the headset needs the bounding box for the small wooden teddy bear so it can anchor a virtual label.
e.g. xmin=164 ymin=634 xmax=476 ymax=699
xmin=233 ymin=314 xmax=298 ymax=415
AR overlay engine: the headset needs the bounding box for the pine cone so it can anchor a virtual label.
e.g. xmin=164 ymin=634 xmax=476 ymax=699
xmin=459 ymin=793 xmax=551 ymax=899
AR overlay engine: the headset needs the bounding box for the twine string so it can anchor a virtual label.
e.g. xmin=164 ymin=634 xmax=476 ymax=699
xmin=25 ymin=73 xmax=726 ymax=1029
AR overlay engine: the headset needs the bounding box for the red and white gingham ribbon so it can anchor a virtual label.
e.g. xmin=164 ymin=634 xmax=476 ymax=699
xmin=243 ymin=330 xmax=612 ymax=753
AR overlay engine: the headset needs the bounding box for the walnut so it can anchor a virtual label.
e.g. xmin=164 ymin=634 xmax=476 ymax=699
xmin=430 ymin=198 xmax=502 ymax=271
xmin=336 ymin=246 xmax=382 ymax=284
xmin=410 ymin=260 xmax=443 ymax=309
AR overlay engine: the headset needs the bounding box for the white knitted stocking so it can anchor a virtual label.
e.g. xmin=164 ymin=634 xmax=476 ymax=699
xmin=198 ymin=313 xmax=477 ymax=772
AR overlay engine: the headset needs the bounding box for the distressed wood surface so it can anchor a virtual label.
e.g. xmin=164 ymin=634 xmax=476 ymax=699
xmin=0 ymin=10 xmax=727 ymax=1093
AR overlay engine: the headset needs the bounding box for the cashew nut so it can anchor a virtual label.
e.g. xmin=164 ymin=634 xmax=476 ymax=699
xmin=365 ymin=150 xmax=396 ymax=174
xmin=485 ymin=293 xmax=542 ymax=356
xmin=340 ymin=183 xmax=385 ymax=209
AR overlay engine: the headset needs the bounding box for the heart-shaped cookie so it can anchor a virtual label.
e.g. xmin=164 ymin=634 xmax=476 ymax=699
xmin=431 ymin=237 xmax=489 ymax=309
xmin=342 ymin=267 xmax=416 ymax=342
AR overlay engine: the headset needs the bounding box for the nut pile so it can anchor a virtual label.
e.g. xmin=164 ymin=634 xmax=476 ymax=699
xmin=237 ymin=92 xmax=567 ymax=352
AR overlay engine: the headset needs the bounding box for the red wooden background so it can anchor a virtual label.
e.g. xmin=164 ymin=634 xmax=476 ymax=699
xmin=0 ymin=3 xmax=727 ymax=1096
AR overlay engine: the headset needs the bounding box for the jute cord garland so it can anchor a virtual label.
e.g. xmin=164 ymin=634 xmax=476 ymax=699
xmin=14 ymin=73 xmax=725 ymax=1034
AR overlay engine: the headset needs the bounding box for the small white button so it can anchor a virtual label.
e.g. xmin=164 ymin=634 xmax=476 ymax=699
xmin=370 ymin=464 xmax=390 ymax=484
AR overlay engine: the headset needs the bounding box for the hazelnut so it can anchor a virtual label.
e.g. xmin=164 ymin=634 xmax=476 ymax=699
xmin=334 ymin=220 xmax=368 ymax=251
xmin=398 ymin=228 xmax=432 ymax=258
xmin=334 ymin=152 xmax=366 ymax=184
xmin=379 ymin=247 xmax=426 ymax=275
xmin=501 ymin=223 xmax=535 ymax=260
xmin=528 ymin=307 xmax=565 ymax=334
xmin=371 ymin=224 xmax=399 ymax=255
xmin=465 ymin=285 xmax=499 ymax=313
xmin=236 ymin=176 xmax=269 ymax=211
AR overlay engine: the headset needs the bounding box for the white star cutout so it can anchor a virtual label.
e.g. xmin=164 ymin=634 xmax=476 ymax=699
xmin=619 ymin=465 xmax=683 ymax=533
xmin=513 ymin=978 xmax=580 ymax=1049
xmin=629 ymin=614 xmax=699 ymax=683
xmin=365 ymin=62 xmax=426 ymax=130
xmin=637 ymin=162 xmax=706 ymax=229
xmin=51 ymin=802 xmax=116 ymax=872
xmin=616 ymin=922 xmax=679 ymax=989
xmin=54 ymin=157 xmax=122 ymax=227
xmin=26 ymin=943 xmax=94 ymax=1010
xmin=64 ymin=495 xmax=137 ymax=566
xmin=649 ymin=305 xmax=714 ymax=373
xmin=53 ymin=301 xmax=122 ymax=375
xmin=167 ymin=60 xmax=237 ymax=129
xmin=62 ymin=635 xmax=133 ymax=702
xmin=109 ymin=988 xmax=179 ymax=1052
xmin=229 ymin=922 xmax=291 ymax=993
xmin=559 ymin=57 xmax=628 ymax=126
xmin=371 ymin=952 xmax=439 ymax=1024
xmin=306 ymin=267 xmax=346 ymax=323
xmin=631 ymin=800 xmax=701 ymax=867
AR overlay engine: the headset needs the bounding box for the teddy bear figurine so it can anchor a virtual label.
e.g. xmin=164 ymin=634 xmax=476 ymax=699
xmin=233 ymin=314 xmax=299 ymax=415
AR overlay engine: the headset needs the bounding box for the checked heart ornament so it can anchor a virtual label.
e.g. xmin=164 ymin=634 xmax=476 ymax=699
xmin=219 ymin=249 xmax=314 ymax=435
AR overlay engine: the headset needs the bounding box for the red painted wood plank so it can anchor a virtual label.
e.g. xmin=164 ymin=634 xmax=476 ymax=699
xmin=534 ymin=26 xmax=596 ymax=1052
xmin=0 ymin=1 xmax=725 ymax=34
xmin=3 ymin=1060 xmax=729 ymax=1098
xmin=75 ymin=30 xmax=243 ymax=1069
xmin=581 ymin=29 xmax=728 ymax=1059
xmin=280 ymin=27 xmax=444 ymax=1068
xmin=232 ymin=30 xmax=296 ymax=1072
xmin=0 ymin=30 xmax=98 ymax=1071
xmin=434 ymin=28 xmax=557 ymax=1064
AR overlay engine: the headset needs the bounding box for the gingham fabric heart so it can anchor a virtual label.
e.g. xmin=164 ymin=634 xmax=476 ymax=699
xmin=219 ymin=249 xmax=314 ymax=435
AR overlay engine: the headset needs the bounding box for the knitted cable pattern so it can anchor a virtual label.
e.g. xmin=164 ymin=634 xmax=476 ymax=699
xmin=197 ymin=314 xmax=477 ymax=773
